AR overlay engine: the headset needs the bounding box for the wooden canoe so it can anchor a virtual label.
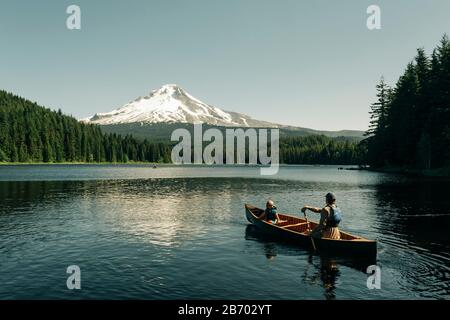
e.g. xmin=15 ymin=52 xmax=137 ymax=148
xmin=245 ymin=204 xmax=377 ymax=259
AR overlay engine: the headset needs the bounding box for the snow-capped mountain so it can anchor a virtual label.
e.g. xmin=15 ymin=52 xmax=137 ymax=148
xmin=81 ymin=84 xmax=277 ymax=127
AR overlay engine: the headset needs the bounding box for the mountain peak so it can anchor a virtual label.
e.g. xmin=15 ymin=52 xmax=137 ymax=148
xmin=81 ymin=84 xmax=277 ymax=127
xmin=160 ymin=83 xmax=179 ymax=89
xmin=153 ymin=84 xmax=182 ymax=95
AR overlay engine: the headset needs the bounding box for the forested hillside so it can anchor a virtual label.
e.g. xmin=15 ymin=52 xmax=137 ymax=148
xmin=281 ymin=135 xmax=365 ymax=164
xmin=366 ymin=35 xmax=450 ymax=170
xmin=0 ymin=91 xmax=171 ymax=163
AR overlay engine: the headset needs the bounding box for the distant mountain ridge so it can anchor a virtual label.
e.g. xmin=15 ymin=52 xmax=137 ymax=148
xmin=82 ymin=84 xmax=365 ymax=139
xmin=82 ymin=84 xmax=276 ymax=127
xmin=98 ymin=123 xmax=364 ymax=143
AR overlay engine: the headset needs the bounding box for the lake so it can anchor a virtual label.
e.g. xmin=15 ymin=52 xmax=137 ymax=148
xmin=0 ymin=164 xmax=449 ymax=299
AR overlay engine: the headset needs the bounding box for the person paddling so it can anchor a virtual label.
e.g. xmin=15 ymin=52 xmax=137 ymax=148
xmin=301 ymin=193 xmax=342 ymax=239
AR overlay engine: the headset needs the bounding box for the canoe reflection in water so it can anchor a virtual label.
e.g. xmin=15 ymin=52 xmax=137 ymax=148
xmin=245 ymin=224 xmax=372 ymax=300
xmin=304 ymin=255 xmax=341 ymax=300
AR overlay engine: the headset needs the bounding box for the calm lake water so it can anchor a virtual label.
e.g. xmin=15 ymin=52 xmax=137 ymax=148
xmin=0 ymin=165 xmax=449 ymax=300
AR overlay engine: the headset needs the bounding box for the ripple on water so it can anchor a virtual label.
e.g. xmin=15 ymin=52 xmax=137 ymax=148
xmin=0 ymin=166 xmax=449 ymax=299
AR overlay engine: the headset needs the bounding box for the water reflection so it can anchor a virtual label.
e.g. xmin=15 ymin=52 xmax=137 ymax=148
xmin=1 ymin=166 xmax=450 ymax=299
xmin=320 ymin=257 xmax=340 ymax=300
xmin=371 ymin=179 xmax=450 ymax=298
xmin=245 ymin=224 xmax=363 ymax=300
xmin=0 ymin=179 xmax=237 ymax=248
xmin=304 ymin=255 xmax=340 ymax=300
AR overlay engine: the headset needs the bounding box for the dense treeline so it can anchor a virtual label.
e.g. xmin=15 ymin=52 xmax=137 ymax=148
xmin=281 ymin=135 xmax=365 ymax=165
xmin=366 ymin=35 xmax=450 ymax=169
xmin=0 ymin=91 xmax=171 ymax=163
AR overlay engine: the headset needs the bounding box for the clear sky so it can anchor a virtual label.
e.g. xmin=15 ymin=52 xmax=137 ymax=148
xmin=1 ymin=0 xmax=449 ymax=131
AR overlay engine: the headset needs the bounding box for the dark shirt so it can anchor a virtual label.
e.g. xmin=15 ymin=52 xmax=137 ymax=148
xmin=265 ymin=207 xmax=277 ymax=221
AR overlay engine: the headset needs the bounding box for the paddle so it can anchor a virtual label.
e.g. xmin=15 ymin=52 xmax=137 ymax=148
xmin=303 ymin=209 xmax=317 ymax=252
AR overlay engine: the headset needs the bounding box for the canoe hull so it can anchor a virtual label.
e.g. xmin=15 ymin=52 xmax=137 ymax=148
xmin=245 ymin=204 xmax=377 ymax=259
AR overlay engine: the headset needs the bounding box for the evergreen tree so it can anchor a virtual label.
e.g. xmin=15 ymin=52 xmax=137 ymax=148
xmin=365 ymin=77 xmax=391 ymax=137
xmin=365 ymin=34 xmax=450 ymax=170
xmin=0 ymin=90 xmax=172 ymax=164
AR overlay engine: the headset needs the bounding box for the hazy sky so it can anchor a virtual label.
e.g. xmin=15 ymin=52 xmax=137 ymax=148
xmin=1 ymin=0 xmax=449 ymax=130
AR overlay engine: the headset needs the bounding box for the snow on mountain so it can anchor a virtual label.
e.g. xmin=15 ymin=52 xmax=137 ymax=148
xmin=81 ymin=84 xmax=277 ymax=127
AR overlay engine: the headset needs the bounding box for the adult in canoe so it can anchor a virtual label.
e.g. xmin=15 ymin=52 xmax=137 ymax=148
xmin=257 ymin=200 xmax=280 ymax=224
xmin=301 ymin=192 xmax=342 ymax=240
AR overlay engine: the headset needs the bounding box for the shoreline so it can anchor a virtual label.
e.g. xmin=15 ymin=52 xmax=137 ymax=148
xmin=0 ymin=162 xmax=361 ymax=167
xmin=0 ymin=161 xmax=161 ymax=166
xmin=363 ymin=166 xmax=450 ymax=178
xmin=2 ymin=162 xmax=448 ymax=177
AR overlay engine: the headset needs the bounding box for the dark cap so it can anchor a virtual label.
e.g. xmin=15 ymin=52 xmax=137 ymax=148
xmin=326 ymin=192 xmax=336 ymax=202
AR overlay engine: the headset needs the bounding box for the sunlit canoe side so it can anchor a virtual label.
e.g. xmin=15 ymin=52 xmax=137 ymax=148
xmin=245 ymin=204 xmax=377 ymax=259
